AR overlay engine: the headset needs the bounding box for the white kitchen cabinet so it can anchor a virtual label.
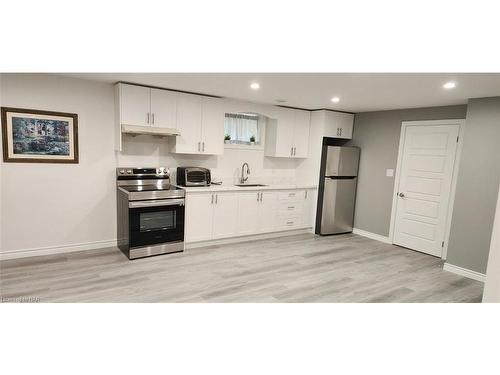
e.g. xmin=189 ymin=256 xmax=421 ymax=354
xmin=259 ymin=191 xmax=277 ymax=233
xmin=318 ymin=110 xmax=354 ymax=139
xmin=212 ymin=192 xmax=238 ymax=239
xmin=117 ymin=83 xmax=178 ymax=129
xmin=150 ymin=88 xmax=177 ymax=129
xmin=173 ymin=93 xmax=203 ymax=154
xmin=293 ymin=110 xmax=311 ymax=157
xmin=185 ymin=192 xmax=238 ymax=242
xmin=185 ymin=193 xmax=213 ymax=242
xmin=265 ymin=107 xmax=311 ymax=158
xmin=185 ymin=188 xmax=316 ymax=244
xmin=201 ymin=97 xmax=225 ymax=155
xmin=172 ymin=95 xmax=224 ymax=155
xmin=302 ymin=189 xmax=315 ymax=228
xmin=119 ymin=84 xmax=151 ymax=127
xmin=237 ymin=192 xmax=260 ymax=235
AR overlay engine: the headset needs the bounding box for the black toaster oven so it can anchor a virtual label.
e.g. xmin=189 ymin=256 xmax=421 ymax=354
xmin=176 ymin=167 xmax=211 ymax=187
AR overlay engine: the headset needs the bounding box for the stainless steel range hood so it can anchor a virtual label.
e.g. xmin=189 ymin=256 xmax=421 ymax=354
xmin=121 ymin=124 xmax=180 ymax=137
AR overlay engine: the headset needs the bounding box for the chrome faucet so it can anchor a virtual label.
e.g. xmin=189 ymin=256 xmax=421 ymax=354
xmin=240 ymin=162 xmax=250 ymax=184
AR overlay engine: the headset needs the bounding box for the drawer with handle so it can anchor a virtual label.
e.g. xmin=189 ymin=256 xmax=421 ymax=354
xmin=278 ymin=200 xmax=303 ymax=214
xmin=277 ymin=190 xmax=305 ymax=201
xmin=276 ymin=215 xmax=302 ymax=229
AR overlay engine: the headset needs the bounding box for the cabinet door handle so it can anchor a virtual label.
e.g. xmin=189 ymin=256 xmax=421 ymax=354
xmin=290 ymin=147 xmax=293 ymax=156
xmin=215 ymin=194 xmax=218 ymax=204
xmin=152 ymin=113 xmax=155 ymax=124
xmin=339 ymin=128 xmax=342 ymax=136
xmin=260 ymin=192 xmax=263 ymax=202
xmin=257 ymin=192 xmax=260 ymax=201
xmin=305 ymin=190 xmax=308 ymax=199
xmin=198 ymin=142 xmax=201 ymax=152
xmin=147 ymin=112 xmax=150 ymax=124
xmin=211 ymin=194 xmax=214 ymax=204
xmin=294 ymin=147 xmax=296 ymax=156
xmin=202 ymin=142 xmax=205 ymax=152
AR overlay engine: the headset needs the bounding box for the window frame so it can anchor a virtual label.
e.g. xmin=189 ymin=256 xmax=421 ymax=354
xmin=223 ymin=113 xmax=266 ymax=151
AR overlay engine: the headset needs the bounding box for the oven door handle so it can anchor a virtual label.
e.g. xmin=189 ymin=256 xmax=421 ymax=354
xmin=129 ymin=199 xmax=185 ymax=208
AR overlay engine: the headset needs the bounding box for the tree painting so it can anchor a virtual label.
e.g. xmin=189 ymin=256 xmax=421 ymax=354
xmin=12 ymin=116 xmax=70 ymax=155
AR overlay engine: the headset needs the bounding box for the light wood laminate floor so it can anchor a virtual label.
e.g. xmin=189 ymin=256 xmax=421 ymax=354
xmin=0 ymin=234 xmax=483 ymax=303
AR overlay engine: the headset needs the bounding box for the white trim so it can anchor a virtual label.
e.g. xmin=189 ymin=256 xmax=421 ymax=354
xmin=443 ymin=263 xmax=486 ymax=282
xmin=0 ymin=239 xmax=117 ymax=260
xmin=186 ymin=229 xmax=311 ymax=249
xmin=352 ymin=228 xmax=391 ymax=244
xmin=388 ymin=119 xmax=465 ymax=260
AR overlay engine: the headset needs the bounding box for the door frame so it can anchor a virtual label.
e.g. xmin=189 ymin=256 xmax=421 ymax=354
xmin=388 ymin=119 xmax=466 ymax=259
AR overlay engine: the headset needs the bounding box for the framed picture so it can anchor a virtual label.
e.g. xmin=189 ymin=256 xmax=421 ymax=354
xmin=1 ymin=107 xmax=79 ymax=163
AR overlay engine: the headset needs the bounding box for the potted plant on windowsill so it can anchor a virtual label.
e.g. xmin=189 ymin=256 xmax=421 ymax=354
xmin=224 ymin=134 xmax=231 ymax=144
xmin=249 ymin=135 xmax=256 ymax=145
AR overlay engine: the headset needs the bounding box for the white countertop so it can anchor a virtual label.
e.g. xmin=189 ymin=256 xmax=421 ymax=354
xmin=177 ymin=184 xmax=318 ymax=193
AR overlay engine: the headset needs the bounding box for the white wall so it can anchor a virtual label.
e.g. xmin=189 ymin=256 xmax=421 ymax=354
xmin=483 ymin=183 xmax=500 ymax=302
xmin=1 ymin=74 xmax=117 ymax=255
xmin=0 ymin=74 xmax=300 ymax=256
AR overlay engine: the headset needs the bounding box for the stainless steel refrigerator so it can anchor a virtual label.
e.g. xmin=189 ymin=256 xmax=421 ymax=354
xmin=316 ymin=146 xmax=360 ymax=235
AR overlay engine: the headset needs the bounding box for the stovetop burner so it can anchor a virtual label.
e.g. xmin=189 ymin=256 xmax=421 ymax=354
xmin=116 ymin=167 xmax=185 ymax=201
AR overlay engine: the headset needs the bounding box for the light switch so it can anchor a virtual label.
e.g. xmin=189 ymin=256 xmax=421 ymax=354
xmin=386 ymin=169 xmax=394 ymax=177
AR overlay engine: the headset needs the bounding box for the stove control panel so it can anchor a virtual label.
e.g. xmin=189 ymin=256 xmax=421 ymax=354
xmin=116 ymin=167 xmax=170 ymax=177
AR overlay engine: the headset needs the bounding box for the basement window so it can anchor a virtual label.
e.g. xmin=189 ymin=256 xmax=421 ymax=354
xmin=224 ymin=113 xmax=263 ymax=146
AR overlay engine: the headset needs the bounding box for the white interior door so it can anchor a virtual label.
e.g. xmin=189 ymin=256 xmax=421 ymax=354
xmin=393 ymin=123 xmax=460 ymax=257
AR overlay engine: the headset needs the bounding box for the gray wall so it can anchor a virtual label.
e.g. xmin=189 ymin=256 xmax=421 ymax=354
xmin=446 ymin=97 xmax=500 ymax=274
xmin=348 ymin=105 xmax=468 ymax=236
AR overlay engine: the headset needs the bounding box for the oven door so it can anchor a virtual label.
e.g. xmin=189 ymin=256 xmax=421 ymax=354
xmin=128 ymin=199 xmax=184 ymax=248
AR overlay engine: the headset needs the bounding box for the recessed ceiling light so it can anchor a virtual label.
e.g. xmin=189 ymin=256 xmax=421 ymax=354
xmin=443 ymin=82 xmax=456 ymax=89
xmin=275 ymin=99 xmax=287 ymax=103
xmin=250 ymin=82 xmax=260 ymax=90
xmin=331 ymin=97 xmax=340 ymax=103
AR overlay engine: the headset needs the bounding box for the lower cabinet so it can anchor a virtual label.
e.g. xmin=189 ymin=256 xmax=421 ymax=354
xmin=185 ymin=193 xmax=214 ymax=242
xmin=185 ymin=192 xmax=238 ymax=242
xmin=185 ymin=189 xmax=315 ymax=243
xmin=212 ymin=192 xmax=238 ymax=239
xmin=236 ymin=191 xmax=278 ymax=235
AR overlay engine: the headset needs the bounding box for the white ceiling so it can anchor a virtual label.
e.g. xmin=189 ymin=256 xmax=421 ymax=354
xmin=62 ymin=73 xmax=500 ymax=113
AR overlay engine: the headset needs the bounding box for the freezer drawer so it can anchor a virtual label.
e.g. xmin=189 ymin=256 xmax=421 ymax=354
xmin=325 ymin=146 xmax=360 ymax=177
xmin=320 ymin=178 xmax=357 ymax=235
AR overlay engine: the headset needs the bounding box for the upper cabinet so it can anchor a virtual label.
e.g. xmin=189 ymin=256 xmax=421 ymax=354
xmin=119 ymin=84 xmax=151 ymax=127
xmin=150 ymin=88 xmax=177 ymax=128
xmin=264 ymin=107 xmax=311 ymax=158
xmin=171 ymin=95 xmax=224 ymax=155
xmin=314 ymin=110 xmax=354 ymax=139
xmin=117 ymin=83 xmax=177 ymax=128
xmin=115 ymin=83 xmax=224 ymax=154
xmin=173 ymin=93 xmax=203 ymax=154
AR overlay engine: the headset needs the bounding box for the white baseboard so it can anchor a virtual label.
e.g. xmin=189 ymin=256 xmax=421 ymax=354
xmin=0 ymin=239 xmax=117 ymax=261
xmin=186 ymin=229 xmax=311 ymax=249
xmin=443 ymin=263 xmax=486 ymax=282
xmin=352 ymin=228 xmax=391 ymax=244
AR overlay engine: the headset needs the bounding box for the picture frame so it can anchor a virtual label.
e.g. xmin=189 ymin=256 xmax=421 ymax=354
xmin=1 ymin=107 xmax=79 ymax=163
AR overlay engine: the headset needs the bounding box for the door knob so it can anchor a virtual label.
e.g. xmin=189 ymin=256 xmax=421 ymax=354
xmin=398 ymin=192 xmax=405 ymax=198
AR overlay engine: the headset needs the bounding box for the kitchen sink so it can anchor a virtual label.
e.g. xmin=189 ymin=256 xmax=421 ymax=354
xmin=234 ymin=184 xmax=268 ymax=187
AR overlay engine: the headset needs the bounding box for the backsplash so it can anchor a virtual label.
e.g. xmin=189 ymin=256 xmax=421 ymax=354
xmin=116 ymin=136 xmax=299 ymax=185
